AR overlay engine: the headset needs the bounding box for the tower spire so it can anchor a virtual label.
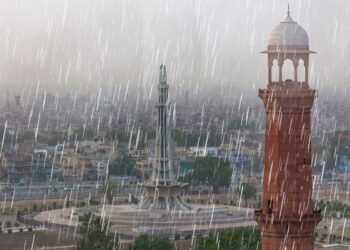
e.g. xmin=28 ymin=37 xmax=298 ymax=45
xmin=159 ymin=64 xmax=167 ymax=85
xmin=287 ymin=3 xmax=290 ymax=16
xmin=138 ymin=65 xmax=190 ymax=210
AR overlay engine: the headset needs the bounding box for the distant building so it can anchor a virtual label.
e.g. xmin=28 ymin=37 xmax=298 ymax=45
xmin=178 ymin=161 xmax=193 ymax=177
xmin=339 ymin=155 xmax=350 ymax=172
xmin=221 ymin=154 xmax=249 ymax=166
xmin=189 ymin=147 xmax=219 ymax=157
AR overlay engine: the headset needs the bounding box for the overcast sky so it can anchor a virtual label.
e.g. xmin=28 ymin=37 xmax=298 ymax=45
xmin=0 ymin=0 xmax=349 ymax=102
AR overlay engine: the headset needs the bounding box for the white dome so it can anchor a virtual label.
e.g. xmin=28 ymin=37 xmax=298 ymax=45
xmin=268 ymin=15 xmax=309 ymax=46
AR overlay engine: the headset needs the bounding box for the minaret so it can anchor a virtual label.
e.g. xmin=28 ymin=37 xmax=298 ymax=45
xmin=14 ymin=95 xmax=21 ymax=127
xmin=254 ymin=8 xmax=321 ymax=250
xmin=139 ymin=65 xmax=190 ymax=210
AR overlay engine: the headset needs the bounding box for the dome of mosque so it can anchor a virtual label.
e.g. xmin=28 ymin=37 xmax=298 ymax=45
xmin=268 ymin=11 xmax=309 ymax=46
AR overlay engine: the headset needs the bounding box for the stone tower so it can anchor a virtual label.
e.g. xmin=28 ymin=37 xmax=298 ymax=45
xmin=139 ymin=65 xmax=191 ymax=210
xmin=254 ymin=8 xmax=321 ymax=250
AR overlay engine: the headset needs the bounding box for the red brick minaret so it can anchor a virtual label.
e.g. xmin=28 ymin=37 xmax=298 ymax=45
xmin=254 ymin=8 xmax=321 ymax=250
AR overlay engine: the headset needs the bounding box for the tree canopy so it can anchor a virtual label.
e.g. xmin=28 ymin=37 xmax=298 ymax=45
xmin=73 ymin=127 xmax=95 ymax=141
xmin=195 ymin=227 xmax=260 ymax=250
xmin=109 ymin=155 xmax=140 ymax=177
xmin=171 ymin=129 xmax=222 ymax=148
xmin=236 ymin=183 xmax=257 ymax=207
xmin=227 ymin=116 xmax=257 ymax=131
xmin=129 ymin=235 xmax=174 ymax=250
xmin=182 ymin=156 xmax=232 ymax=192
xmin=76 ymin=213 xmax=116 ymax=250
xmin=326 ymin=134 xmax=350 ymax=170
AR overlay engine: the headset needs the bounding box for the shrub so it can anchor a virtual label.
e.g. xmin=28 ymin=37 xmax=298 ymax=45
xmin=28 ymin=227 xmax=33 ymax=232
xmin=6 ymin=221 xmax=11 ymax=228
xmin=19 ymin=228 xmax=23 ymax=233
xmin=7 ymin=229 xmax=12 ymax=234
xmin=321 ymin=233 xmax=328 ymax=241
xmin=196 ymin=227 xmax=260 ymax=250
xmin=184 ymin=235 xmax=192 ymax=240
xmin=130 ymin=235 xmax=173 ymax=250
xmin=174 ymin=234 xmax=180 ymax=240
xmin=329 ymin=234 xmax=336 ymax=242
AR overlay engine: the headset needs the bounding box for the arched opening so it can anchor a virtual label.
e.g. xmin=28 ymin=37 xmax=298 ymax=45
xmin=282 ymin=59 xmax=294 ymax=82
xmin=158 ymin=197 xmax=166 ymax=209
xmin=271 ymin=59 xmax=279 ymax=82
xmin=297 ymin=59 xmax=305 ymax=83
xmin=268 ymin=199 xmax=273 ymax=214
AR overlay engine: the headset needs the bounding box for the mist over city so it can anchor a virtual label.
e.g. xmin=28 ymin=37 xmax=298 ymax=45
xmin=0 ymin=0 xmax=349 ymax=100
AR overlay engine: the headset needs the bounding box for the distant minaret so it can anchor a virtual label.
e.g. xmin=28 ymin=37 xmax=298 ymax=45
xmin=139 ymin=65 xmax=190 ymax=210
xmin=14 ymin=95 xmax=21 ymax=128
xmin=6 ymin=89 xmax=10 ymax=114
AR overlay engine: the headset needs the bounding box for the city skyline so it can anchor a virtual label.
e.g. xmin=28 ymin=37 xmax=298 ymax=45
xmin=0 ymin=1 xmax=349 ymax=249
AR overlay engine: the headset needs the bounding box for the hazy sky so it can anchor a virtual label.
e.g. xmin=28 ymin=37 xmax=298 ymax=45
xmin=0 ymin=0 xmax=349 ymax=102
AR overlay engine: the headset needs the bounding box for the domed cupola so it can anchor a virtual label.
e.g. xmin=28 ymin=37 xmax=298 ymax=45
xmin=268 ymin=10 xmax=309 ymax=47
xmin=262 ymin=5 xmax=316 ymax=87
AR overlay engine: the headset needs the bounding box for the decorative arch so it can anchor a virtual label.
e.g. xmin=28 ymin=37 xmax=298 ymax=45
xmin=282 ymin=59 xmax=294 ymax=82
xmin=271 ymin=59 xmax=279 ymax=82
xmin=297 ymin=59 xmax=305 ymax=83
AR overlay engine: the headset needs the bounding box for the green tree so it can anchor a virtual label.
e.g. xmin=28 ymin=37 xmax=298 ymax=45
xmin=236 ymin=183 xmax=257 ymax=207
xmin=325 ymin=134 xmax=350 ymax=170
xmin=76 ymin=213 xmax=116 ymax=250
xmin=183 ymin=156 xmax=232 ymax=193
xmin=171 ymin=129 xmax=222 ymax=147
xmin=109 ymin=156 xmax=140 ymax=177
xmin=17 ymin=130 xmax=35 ymax=142
xmin=47 ymin=135 xmax=61 ymax=146
xmin=227 ymin=116 xmax=257 ymax=131
xmin=106 ymin=129 xmax=139 ymax=143
xmin=195 ymin=227 xmax=260 ymax=250
xmin=73 ymin=127 xmax=95 ymax=141
xmin=129 ymin=235 xmax=174 ymax=250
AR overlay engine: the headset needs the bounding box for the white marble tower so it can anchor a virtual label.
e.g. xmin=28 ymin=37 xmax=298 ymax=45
xmin=139 ymin=65 xmax=191 ymax=210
